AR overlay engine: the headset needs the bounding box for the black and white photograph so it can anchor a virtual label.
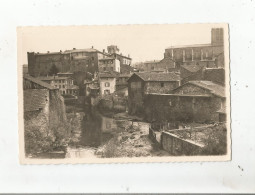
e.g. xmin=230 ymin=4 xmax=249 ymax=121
xmin=18 ymin=24 xmax=230 ymax=163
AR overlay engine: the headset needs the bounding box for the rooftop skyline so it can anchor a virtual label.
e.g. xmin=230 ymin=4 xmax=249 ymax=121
xmin=18 ymin=24 xmax=225 ymax=65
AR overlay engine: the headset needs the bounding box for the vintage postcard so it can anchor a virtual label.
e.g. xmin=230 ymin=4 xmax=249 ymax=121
xmin=17 ymin=24 xmax=231 ymax=164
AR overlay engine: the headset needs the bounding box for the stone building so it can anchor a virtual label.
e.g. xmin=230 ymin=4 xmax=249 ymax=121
xmin=99 ymin=72 xmax=117 ymax=95
xmin=138 ymin=60 xmax=160 ymax=72
xmin=27 ymin=48 xmax=107 ymax=78
xmin=115 ymin=73 xmax=131 ymax=97
xmin=144 ymin=80 xmax=226 ymax=123
xmin=84 ymin=80 xmax=100 ymax=97
xmin=98 ymin=57 xmax=120 ymax=73
xmin=23 ymin=76 xmax=66 ymax=123
xmin=38 ymin=76 xmax=78 ymax=96
xmin=127 ymin=72 xmax=180 ymax=115
xmin=163 ymin=28 xmax=224 ymax=68
xmin=107 ymin=45 xmax=132 ymax=66
xmin=180 ymin=66 xmax=225 ymax=85
xmin=180 ymin=65 xmax=205 ymax=84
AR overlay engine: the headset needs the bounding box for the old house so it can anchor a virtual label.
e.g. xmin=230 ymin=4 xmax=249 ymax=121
xmin=98 ymin=57 xmax=120 ymax=73
xmin=84 ymin=80 xmax=100 ymax=97
xmin=181 ymin=66 xmax=225 ymax=85
xmin=99 ymin=72 xmax=117 ymax=95
xmin=107 ymin=45 xmax=132 ymax=66
xmin=180 ymin=65 xmax=205 ymax=84
xmin=38 ymin=76 xmax=79 ymax=96
xmin=144 ymin=80 xmax=226 ymax=123
xmin=23 ymin=76 xmax=66 ymax=123
xmin=128 ymin=72 xmax=180 ymax=115
xmin=115 ymin=74 xmax=131 ymax=97
xmin=157 ymin=58 xmax=178 ymax=73
xmin=141 ymin=60 xmax=160 ymax=71
xmin=27 ymin=47 xmax=108 ymax=77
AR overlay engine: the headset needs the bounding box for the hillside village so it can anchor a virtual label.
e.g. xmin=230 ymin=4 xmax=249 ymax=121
xmin=23 ymin=28 xmax=228 ymax=158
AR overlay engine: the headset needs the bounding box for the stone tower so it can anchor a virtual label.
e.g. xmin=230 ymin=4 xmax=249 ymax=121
xmin=211 ymin=28 xmax=224 ymax=46
xmin=107 ymin=45 xmax=120 ymax=54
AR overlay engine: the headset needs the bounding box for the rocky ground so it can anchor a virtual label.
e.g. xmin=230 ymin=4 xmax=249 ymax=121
xmin=95 ymin=120 xmax=170 ymax=158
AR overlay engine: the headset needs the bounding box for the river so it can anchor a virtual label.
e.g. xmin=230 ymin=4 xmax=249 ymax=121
xmin=34 ymin=105 xmax=169 ymax=159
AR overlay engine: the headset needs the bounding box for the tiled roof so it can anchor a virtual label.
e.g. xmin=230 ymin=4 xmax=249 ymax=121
xmin=188 ymin=80 xmax=226 ymax=97
xmin=181 ymin=65 xmax=204 ymax=73
xmin=24 ymin=76 xmax=56 ymax=90
xmin=131 ymin=72 xmax=180 ymax=82
xmin=35 ymin=52 xmax=61 ymax=56
xmin=99 ymin=71 xmax=117 ymax=78
xmin=64 ymin=48 xmax=99 ymax=53
xmin=24 ymin=89 xmax=48 ymax=112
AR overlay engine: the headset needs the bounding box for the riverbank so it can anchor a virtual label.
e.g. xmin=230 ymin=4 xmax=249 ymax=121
xmin=96 ymin=120 xmax=170 ymax=158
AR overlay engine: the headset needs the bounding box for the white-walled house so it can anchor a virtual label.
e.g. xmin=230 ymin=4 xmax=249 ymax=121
xmin=99 ymin=72 xmax=116 ymax=95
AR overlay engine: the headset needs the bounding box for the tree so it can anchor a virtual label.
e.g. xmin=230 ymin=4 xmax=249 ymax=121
xmin=49 ymin=64 xmax=59 ymax=76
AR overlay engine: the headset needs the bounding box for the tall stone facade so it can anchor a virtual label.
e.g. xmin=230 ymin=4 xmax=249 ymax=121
xmin=163 ymin=28 xmax=224 ymax=67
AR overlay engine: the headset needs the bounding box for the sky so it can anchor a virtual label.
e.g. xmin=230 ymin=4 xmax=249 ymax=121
xmin=18 ymin=24 xmax=225 ymax=65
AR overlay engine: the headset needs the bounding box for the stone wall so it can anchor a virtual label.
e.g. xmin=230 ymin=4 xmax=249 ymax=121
xmin=27 ymin=51 xmax=99 ymax=78
xmin=144 ymin=81 xmax=179 ymax=94
xmin=164 ymin=45 xmax=224 ymax=63
xmin=49 ymin=90 xmax=67 ymax=128
xmin=144 ymin=94 xmax=223 ymax=123
xmin=161 ymin=131 xmax=202 ymax=155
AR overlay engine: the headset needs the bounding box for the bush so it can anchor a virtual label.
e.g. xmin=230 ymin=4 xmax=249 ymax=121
xmin=24 ymin=113 xmax=72 ymax=156
xmin=200 ymin=124 xmax=227 ymax=155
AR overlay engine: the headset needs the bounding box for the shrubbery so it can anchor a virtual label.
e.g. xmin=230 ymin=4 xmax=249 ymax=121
xmin=200 ymin=124 xmax=227 ymax=155
xmin=24 ymin=112 xmax=76 ymax=156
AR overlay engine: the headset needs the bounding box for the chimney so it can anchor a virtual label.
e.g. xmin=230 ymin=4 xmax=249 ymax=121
xmin=37 ymin=52 xmax=39 ymax=54
xmin=73 ymin=48 xmax=76 ymax=50
xmin=47 ymin=51 xmax=50 ymax=53
xmin=92 ymin=46 xmax=94 ymax=49
xmin=128 ymin=54 xmax=130 ymax=58
xmin=103 ymin=49 xmax=105 ymax=53
xmin=60 ymin=50 xmax=62 ymax=52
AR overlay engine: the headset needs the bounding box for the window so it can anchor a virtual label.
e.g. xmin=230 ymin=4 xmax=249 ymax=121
xmin=59 ymin=85 xmax=61 ymax=88
xmin=161 ymin=82 xmax=164 ymax=87
xmin=63 ymin=85 xmax=65 ymax=88
xmin=105 ymin=82 xmax=110 ymax=87
xmin=103 ymin=67 xmax=106 ymax=71
xmin=92 ymin=57 xmax=94 ymax=61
